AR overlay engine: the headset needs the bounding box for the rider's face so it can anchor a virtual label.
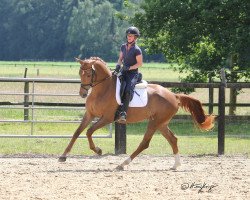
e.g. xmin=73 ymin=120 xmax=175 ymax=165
xmin=127 ymin=34 xmax=136 ymax=43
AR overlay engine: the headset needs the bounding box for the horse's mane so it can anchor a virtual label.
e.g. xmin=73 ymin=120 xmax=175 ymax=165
xmin=87 ymin=57 xmax=111 ymax=75
xmin=89 ymin=57 xmax=106 ymax=66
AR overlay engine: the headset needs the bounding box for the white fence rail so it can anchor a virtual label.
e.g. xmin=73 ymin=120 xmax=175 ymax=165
xmin=0 ymin=77 xmax=112 ymax=138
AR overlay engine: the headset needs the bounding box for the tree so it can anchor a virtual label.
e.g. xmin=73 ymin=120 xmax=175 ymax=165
xmin=0 ymin=0 xmax=74 ymax=60
xmin=66 ymin=0 xmax=127 ymax=61
xmin=0 ymin=0 xmax=13 ymax=60
xmin=0 ymin=0 xmax=153 ymax=61
xmin=133 ymin=0 xmax=250 ymax=114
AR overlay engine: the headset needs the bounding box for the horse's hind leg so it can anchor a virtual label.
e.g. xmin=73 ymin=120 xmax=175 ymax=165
xmin=159 ymin=125 xmax=181 ymax=170
xmin=116 ymin=120 xmax=157 ymax=170
xmin=58 ymin=112 xmax=94 ymax=162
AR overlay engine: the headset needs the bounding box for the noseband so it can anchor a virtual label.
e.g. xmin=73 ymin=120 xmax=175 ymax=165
xmin=80 ymin=66 xmax=96 ymax=91
xmin=80 ymin=64 xmax=112 ymax=91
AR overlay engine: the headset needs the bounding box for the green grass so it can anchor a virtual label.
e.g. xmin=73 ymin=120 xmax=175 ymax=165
xmin=0 ymin=116 xmax=249 ymax=137
xmin=0 ymin=135 xmax=249 ymax=155
xmin=0 ymin=61 xmax=180 ymax=81
xmin=0 ymin=120 xmax=249 ymax=155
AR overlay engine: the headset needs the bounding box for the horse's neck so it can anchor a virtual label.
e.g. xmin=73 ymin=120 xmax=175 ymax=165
xmin=90 ymin=76 xmax=115 ymax=100
xmin=88 ymin=61 xmax=115 ymax=101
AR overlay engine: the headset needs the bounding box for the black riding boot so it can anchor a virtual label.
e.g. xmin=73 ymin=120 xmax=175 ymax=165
xmin=118 ymin=92 xmax=130 ymax=122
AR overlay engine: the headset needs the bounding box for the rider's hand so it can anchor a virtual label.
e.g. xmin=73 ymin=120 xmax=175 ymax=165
xmin=113 ymin=64 xmax=121 ymax=75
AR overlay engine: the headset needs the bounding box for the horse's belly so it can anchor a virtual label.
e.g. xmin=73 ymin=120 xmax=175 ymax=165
xmin=126 ymin=107 xmax=150 ymax=123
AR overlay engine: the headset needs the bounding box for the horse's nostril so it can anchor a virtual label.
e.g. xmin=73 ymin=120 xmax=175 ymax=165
xmin=82 ymin=94 xmax=87 ymax=98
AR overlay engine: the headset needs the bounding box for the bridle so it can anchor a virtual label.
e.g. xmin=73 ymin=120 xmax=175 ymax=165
xmin=80 ymin=64 xmax=112 ymax=91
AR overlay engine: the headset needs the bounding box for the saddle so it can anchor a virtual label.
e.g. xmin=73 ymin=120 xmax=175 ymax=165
xmin=115 ymin=78 xmax=148 ymax=107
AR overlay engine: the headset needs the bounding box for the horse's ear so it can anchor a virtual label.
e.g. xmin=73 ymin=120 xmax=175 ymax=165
xmin=75 ymin=57 xmax=81 ymax=62
xmin=75 ymin=57 xmax=84 ymax=65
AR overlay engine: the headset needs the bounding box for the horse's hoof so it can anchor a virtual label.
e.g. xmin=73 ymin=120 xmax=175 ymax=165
xmin=95 ymin=147 xmax=102 ymax=155
xmin=115 ymin=165 xmax=124 ymax=171
xmin=170 ymin=166 xmax=177 ymax=170
xmin=170 ymin=163 xmax=181 ymax=170
xmin=58 ymin=156 xmax=67 ymax=162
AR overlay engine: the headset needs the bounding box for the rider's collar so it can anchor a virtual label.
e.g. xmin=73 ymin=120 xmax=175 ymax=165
xmin=126 ymin=41 xmax=136 ymax=46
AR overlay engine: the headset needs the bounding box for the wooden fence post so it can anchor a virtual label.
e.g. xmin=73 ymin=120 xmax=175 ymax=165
xmin=218 ymin=68 xmax=227 ymax=155
xmin=208 ymin=74 xmax=214 ymax=114
xmin=24 ymin=68 xmax=29 ymax=120
xmin=115 ymin=122 xmax=126 ymax=154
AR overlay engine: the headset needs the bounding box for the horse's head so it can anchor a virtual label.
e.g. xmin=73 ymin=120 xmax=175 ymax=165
xmin=76 ymin=57 xmax=111 ymax=98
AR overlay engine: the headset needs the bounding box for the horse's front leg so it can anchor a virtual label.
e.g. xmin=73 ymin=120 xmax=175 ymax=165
xmin=58 ymin=112 xmax=94 ymax=162
xmin=86 ymin=117 xmax=111 ymax=155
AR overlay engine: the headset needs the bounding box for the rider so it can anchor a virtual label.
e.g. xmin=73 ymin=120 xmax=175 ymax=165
xmin=114 ymin=26 xmax=143 ymax=122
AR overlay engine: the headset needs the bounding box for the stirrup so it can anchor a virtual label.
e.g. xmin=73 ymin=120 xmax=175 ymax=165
xmin=117 ymin=111 xmax=127 ymax=122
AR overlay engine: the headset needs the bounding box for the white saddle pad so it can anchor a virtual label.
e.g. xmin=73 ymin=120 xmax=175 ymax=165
xmin=116 ymin=79 xmax=148 ymax=107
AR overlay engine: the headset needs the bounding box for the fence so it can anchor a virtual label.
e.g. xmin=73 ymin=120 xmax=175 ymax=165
xmin=0 ymin=77 xmax=112 ymax=138
xmin=0 ymin=72 xmax=250 ymax=155
xmin=152 ymin=74 xmax=250 ymax=155
xmin=114 ymin=69 xmax=250 ymax=155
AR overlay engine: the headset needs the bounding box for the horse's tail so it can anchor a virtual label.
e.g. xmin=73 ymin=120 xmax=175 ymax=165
xmin=176 ymin=94 xmax=215 ymax=131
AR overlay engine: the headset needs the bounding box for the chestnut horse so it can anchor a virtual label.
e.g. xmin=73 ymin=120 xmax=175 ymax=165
xmin=58 ymin=57 xmax=215 ymax=170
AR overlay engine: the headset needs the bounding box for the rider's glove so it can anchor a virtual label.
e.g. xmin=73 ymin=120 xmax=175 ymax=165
xmin=113 ymin=64 xmax=121 ymax=76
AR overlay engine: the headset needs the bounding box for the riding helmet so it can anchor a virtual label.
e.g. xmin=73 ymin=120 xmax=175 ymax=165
xmin=126 ymin=26 xmax=140 ymax=37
